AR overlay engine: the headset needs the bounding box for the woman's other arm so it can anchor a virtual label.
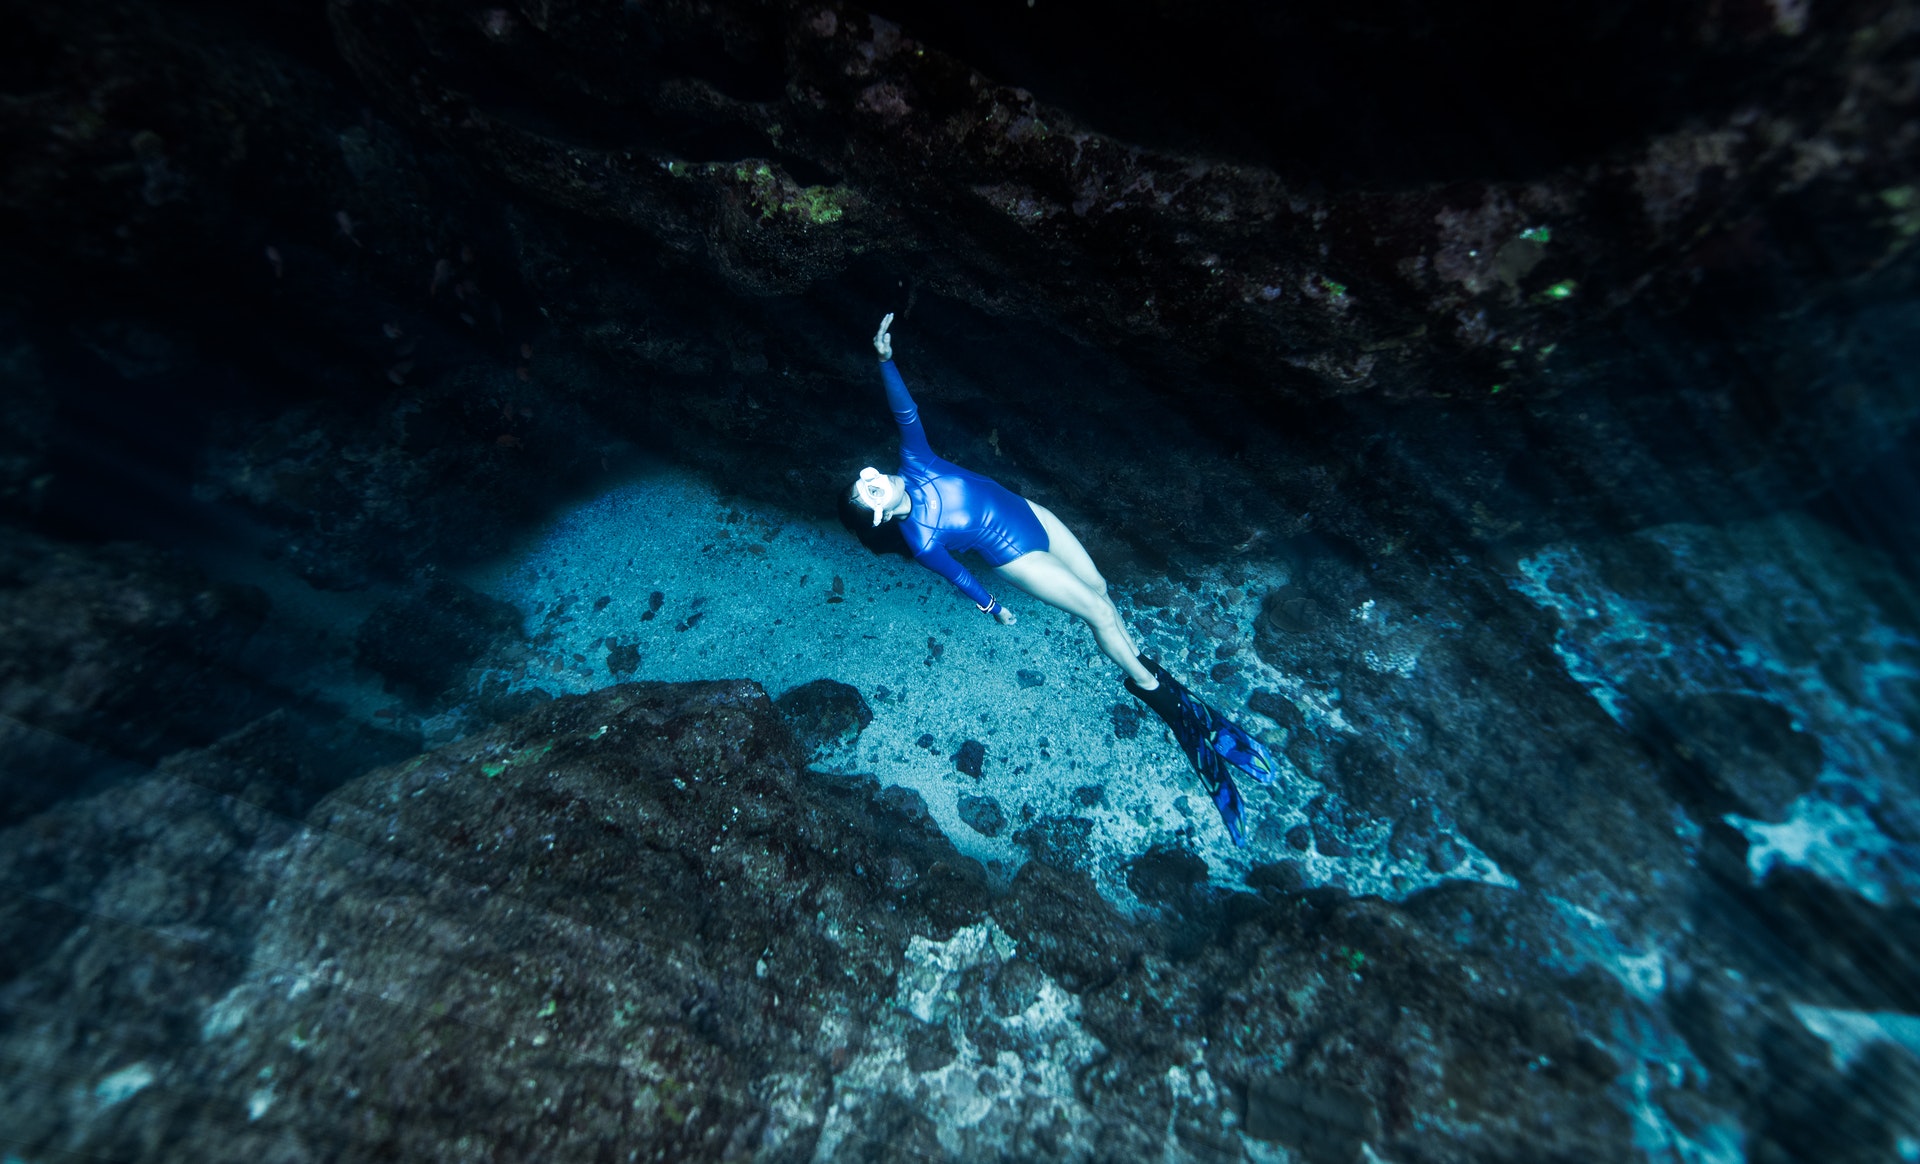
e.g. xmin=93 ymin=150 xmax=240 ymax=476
xmin=912 ymin=544 xmax=1014 ymax=622
xmin=874 ymin=313 xmax=933 ymax=460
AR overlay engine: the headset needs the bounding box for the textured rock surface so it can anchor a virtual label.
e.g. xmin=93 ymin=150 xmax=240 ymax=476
xmin=0 ymin=527 xmax=276 ymax=823
xmin=773 ymin=676 xmax=874 ymax=764
xmin=353 ymin=577 xmax=526 ymax=700
xmin=6 ymin=667 xmax=1914 ymax=1160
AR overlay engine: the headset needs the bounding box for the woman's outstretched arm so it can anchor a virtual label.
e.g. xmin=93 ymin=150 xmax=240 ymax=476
xmin=911 ymin=543 xmax=1004 ymax=616
xmin=874 ymin=313 xmax=933 ymax=459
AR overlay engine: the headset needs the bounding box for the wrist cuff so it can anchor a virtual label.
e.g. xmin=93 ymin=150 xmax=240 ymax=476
xmin=977 ymin=597 xmax=998 ymax=615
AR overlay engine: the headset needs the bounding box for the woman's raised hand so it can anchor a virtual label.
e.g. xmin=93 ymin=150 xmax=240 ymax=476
xmin=873 ymin=312 xmax=894 ymax=361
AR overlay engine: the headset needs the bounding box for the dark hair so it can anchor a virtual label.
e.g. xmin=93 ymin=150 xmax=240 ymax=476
xmin=837 ymin=481 xmax=912 ymax=558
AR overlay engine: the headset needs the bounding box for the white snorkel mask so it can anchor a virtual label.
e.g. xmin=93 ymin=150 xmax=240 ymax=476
xmin=857 ymin=466 xmax=891 ymax=526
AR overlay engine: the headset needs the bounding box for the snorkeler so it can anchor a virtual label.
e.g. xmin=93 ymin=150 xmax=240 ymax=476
xmin=845 ymin=314 xmax=1277 ymax=845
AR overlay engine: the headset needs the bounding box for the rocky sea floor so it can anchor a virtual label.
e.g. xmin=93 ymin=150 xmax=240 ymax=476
xmin=2 ymin=467 xmax=1917 ymax=1162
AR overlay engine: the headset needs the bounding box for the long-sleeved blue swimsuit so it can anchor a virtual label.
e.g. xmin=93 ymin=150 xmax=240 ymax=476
xmin=881 ymin=359 xmax=1049 ymax=608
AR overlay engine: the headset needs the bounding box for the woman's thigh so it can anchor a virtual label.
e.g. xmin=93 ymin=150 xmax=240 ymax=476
xmin=1025 ymin=502 xmax=1106 ymax=593
xmin=995 ymin=550 xmax=1108 ymax=623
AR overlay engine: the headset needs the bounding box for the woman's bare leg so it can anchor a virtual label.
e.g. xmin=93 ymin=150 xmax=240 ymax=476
xmin=1026 ymin=502 xmax=1106 ymax=594
xmin=995 ymin=549 xmax=1153 ymax=686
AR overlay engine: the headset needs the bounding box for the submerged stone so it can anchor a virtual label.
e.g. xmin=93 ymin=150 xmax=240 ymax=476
xmin=1014 ymin=815 xmax=1095 ymax=872
xmin=951 ymin=738 xmax=987 ymax=779
xmin=957 ymin=794 xmax=1006 ymax=837
xmin=1244 ymin=1076 xmax=1380 ymax=1163
xmin=774 ymin=677 xmax=872 ymax=762
xmin=354 ymin=580 xmax=522 ymax=701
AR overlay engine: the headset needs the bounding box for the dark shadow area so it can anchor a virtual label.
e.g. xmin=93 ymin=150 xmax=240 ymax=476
xmin=868 ymin=0 xmax=1802 ymax=187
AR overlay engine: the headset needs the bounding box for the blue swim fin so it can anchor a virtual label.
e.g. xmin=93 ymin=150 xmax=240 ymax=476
xmin=1134 ymin=658 xmax=1279 ymax=784
xmin=1211 ymin=768 xmax=1247 ymax=847
xmin=1126 ymin=658 xmax=1273 ymax=847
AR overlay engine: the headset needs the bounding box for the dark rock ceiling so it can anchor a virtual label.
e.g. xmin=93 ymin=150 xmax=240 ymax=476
xmin=1 ymin=0 xmax=1916 ymax=580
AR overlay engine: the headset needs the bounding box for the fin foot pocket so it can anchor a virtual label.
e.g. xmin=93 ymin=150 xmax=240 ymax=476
xmin=1127 ymin=659 xmax=1267 ymax=847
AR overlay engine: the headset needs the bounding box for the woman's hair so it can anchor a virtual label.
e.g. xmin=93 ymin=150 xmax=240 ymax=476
xmin=837 ymin=480 xmax=912 ymax=558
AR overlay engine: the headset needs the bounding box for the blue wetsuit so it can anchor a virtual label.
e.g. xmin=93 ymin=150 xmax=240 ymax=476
xmin=882 ymin=360 xmax=1049 ymax=610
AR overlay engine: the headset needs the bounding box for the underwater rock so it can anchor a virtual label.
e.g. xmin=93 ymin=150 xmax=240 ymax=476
xmin=0 ymin=528 xmax=272 ymax=822
xmin=468 ymin=679 xmax=555 ymax=733
xmin=604 ymin=638 xmax=640 ymax=676
xmin=1426 ymin=834 xmax=1466 ymax=875
xmin=957 ymin=793 xmax=1006 ymax=838
xmin=951 ymin=738 xmax=987 ymax=780
xmin=0 ymin=312 xmax=53 ymax=524
xmin=353 ymin=578 xmax=523 ymax=701
xmin=0 ymin=757 xmax=298 ymax=1142
xmin=1124 ymin=845 xmax=1209 ymax=909
xmin=992 ymin=861 xmax=1142 ymax=995
xmin=1638 ymin=690 xmax=1824 ymax=822
xmin=1245 ymin=689 xmax=1303 ymax=731
xmin=0 ymin=680 xmax=1002 ymax=1161
xmin=1243 ymin=1075 xmax=1379 ymax=1163
xmin=1307 ymin=794 xmax=1360 ymax=859
xmin=153 ymin=707 xmax=418 ymax=820
xmin=1 ymin=0 xmax=1918 ymax=1157
xmin=3 ymin=675 xmax=1910 ymax=1160
xmin=1014 ymin=814 xmax=1095 ymax=872
xmin=773 ymin=677 xmax=873 ymax=762
xmin=1327 ymin=737 xmax=1418 ymax=820
xmin=1387 ymin=806 xmax=1439 ymax=865
xmin=875 ymin=783 xmax=931 ymax=825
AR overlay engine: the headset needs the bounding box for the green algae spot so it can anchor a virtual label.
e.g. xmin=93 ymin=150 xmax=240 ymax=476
xmin=480 ymin=761 xmax=506 ymax=778
xmin=1319 ymin=277 xmax=1348 ymax=298
xmin=665 ymin=161 xmax=690 ymax=178
xmin=537 ymin=999 xmax=558 ymax=1018
xmin=1543 ymin=279 xmax=1577 ymax=300
xmin=1491 ymin=383 xmax=1506 ymax=394
xmin=1519 ymin=225 xmax=1552 ymax=244
xmin=1340 ymin=946 xmax=1366 ymax=971
xmin=1879 ymin=187 xmax=1920 ymax=238
xmin=732 ymin=160 xmax=850 ymax=225
xmin=785 ymin=183 xmax=849 ymax=225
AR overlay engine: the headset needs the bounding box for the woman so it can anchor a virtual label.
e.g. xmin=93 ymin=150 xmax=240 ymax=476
xmin=845 ymin=314 xmax=1276 ymax=845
